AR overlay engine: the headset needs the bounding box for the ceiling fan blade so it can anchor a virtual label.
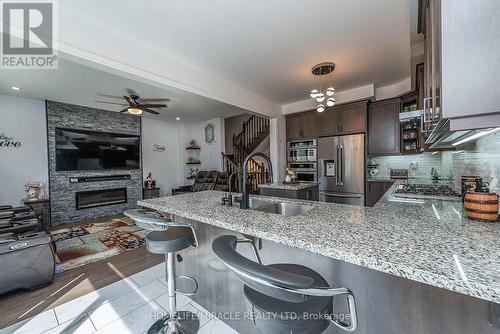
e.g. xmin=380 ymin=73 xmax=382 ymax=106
xmin=140 ymin=104 xmax=167 ymax=108
xmin=126 ymin=88 xmax=138 ymax=96
xmin=119 ymin=107 xmax=129 ymax=113
xmin=94 ymin=100 xmax=128 ymax=106
xmin=138 ymin=98 xmax=171 ymax=102
xmin=123 ymin=96 xmax=135 ymax=106
xmin=96 ymin=93 xmax=124 ymax=99
xmin=142 ymin=108 xmax=160 ymax=115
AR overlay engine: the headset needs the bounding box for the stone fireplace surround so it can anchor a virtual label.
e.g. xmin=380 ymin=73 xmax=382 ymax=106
xmin=47 ymin=101 xmax=142 ymax=226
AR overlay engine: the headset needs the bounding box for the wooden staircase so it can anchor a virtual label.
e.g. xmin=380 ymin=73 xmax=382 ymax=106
xmin=222 ymin=115 xmax=271 ymax=193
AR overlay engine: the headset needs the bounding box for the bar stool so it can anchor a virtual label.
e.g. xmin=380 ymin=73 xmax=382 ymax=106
xmin=125 ymin=209 xmax=200 ymax=334
xmin=212 ymin=235 xmax=358 ymax=334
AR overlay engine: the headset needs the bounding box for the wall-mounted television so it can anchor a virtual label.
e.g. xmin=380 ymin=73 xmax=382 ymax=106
xmin=55 ymin=128 xmax=140 ymax=171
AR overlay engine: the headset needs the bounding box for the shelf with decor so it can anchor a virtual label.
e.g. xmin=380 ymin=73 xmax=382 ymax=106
xmin=401 ymin=118 xmax=421 ymax=155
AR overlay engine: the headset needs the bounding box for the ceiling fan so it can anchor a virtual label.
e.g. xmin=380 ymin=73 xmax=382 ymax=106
xmin=94 ymin=89 xmax=170 ymax=115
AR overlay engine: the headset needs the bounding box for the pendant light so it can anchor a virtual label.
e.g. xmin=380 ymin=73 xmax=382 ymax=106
xmin=310 ymin=62 xmax=336 ymax=112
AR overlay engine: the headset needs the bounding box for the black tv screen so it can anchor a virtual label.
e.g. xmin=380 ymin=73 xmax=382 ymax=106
xmin=55 ymin=128 xmax=140 ymax=171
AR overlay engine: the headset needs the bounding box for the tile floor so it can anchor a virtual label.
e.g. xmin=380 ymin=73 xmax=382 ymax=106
xmin=0 ymin=263 xmax=239 ymax=334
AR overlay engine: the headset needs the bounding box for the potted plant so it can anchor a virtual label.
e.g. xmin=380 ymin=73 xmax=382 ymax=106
xmin=285 ymin=168 xmax=294 ymax=183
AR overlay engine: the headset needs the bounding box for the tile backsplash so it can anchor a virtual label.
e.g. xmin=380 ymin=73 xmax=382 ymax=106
xmin=369 ymin=131 xmax=500 ymax=192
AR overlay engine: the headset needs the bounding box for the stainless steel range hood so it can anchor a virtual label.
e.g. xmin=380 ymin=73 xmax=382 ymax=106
xmin=424 ymin=118 xmax=500 ymax=149
xmin=400 ymin=111 xmax=498 ymax=150
xmin=424 ymin=118 xmax=474 ymax=149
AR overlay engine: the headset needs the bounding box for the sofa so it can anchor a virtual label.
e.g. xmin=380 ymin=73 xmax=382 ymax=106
xmin=0 ymin=205 xmax=56 ymax=295
xmin=171 ymin=170 xmax=236 ymax=195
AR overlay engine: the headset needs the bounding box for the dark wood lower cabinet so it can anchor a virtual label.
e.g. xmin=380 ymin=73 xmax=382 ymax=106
xmin=366 ymin=181 xmax=394 ymax=207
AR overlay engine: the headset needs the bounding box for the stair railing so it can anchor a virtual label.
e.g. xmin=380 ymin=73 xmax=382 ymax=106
xmin=232 ymin=115 xmax=270 ymax=167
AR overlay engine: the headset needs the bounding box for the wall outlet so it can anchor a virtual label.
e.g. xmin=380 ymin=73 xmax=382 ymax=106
xmin=409 ymin=161 xmax=419 ymax=170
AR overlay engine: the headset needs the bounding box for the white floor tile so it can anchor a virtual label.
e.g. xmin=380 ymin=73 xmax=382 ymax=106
xmin=87 ymin=280 xmax=168 ymax=329
xmin=154 ymin=289 xmax=192 ymax=313
xmin=129 ymin=263 xmax=165 ymax=287
xmin=43 ymin=315 xmax=95 ymax=334
xmin=0 ymin=310 xmax=58 ymax=334
xmin=198 ymin=319 xmax=239 ymax=334
xmin=94 ymin=300 xmax=165 ymax=334
xmin=54 ymin=278 xmax=139 ymax=324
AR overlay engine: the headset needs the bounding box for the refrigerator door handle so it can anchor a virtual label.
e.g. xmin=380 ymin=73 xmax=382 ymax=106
xmin=335 ymin=145 xmax=340 ymax=186
xmin=339 ymin=144 xmax=344 ymax=186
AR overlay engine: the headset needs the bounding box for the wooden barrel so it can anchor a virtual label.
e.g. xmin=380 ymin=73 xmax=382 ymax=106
xmin=464 ymin=192 xmax=499 ymax=222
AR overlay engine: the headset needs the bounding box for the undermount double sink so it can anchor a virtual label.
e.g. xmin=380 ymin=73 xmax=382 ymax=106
xmin=247 ymin=197 xmax=314 ymax=217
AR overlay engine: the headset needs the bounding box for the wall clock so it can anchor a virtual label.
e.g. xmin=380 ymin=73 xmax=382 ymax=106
xmin=205 ymin=123 xmax=215 ymax=144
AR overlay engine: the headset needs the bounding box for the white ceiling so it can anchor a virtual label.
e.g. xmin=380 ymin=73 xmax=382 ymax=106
xmin=0 ymin=58 xmax=249 ymax=122
xmin=59 ymin=0 xmax=412 ymax=105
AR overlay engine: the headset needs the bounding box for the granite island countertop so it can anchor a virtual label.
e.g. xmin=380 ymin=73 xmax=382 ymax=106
xmin=138 ymin=189 xmax=500 ymax=304
xmin=258 ymin=182 xmax=319 ymax=191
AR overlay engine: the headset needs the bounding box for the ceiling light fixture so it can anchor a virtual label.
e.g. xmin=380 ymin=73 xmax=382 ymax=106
xmin=11 ymin=86 xmax=20 ymax=91
xmin=310 ymin=62 xmax=336 ymax=112
xmin=451 ymin=127 xmax=500 ymax=146
xmin=127 ymin=107 xmax=143 ymax=115
xmin=176 ymin=117 xmax=180 ymax=120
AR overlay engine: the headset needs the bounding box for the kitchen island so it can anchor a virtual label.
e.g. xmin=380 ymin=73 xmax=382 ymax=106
xmin=138 ymin=189 xmax=500 ymax=334
xmin=259 ymin=181 xmax=319 ymax=200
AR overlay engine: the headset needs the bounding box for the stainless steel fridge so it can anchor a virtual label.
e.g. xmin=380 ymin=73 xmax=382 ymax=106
xmin=318 ymin=134 xmax=365 ymax=206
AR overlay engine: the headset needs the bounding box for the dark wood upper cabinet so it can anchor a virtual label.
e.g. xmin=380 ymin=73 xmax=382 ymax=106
xmin=368 ymin=98 xmax=401 ymax=155
xmin=337 ymin=102 xmax=368 ymax=134
xmin=286 ymin=112 xmax=318 ymax=140
xmin=286 ymin=100 xmax=368 ymax=141
xmin=300 ymin=112 xmax=318 ymax=139
xmin=317 ymin=109 xmax=339 ymax=137
xmin=286 ymin=115 xmax=301 ymax=141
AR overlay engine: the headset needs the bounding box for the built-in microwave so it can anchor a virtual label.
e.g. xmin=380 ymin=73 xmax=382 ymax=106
xmin=287 ymin=139 xmax=317 ymax=162
xmin=288 ymin=162 xmax=318 ymax=182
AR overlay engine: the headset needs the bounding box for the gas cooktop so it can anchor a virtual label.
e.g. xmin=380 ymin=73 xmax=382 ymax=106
xmin=394 ymin=183 xmax=462 ymax=201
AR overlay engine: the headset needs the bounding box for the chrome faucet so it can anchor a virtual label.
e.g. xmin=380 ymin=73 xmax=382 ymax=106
xmin=240 ymin=152 xmax=274 ymax=209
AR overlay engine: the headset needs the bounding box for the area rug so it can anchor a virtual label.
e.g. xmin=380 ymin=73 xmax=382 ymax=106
xmin=49 ymin=216 xmax=147 ymax=274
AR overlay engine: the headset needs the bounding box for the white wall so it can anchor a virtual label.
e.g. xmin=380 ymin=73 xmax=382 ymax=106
xmin=142 ymin=117 xmax=225 ymax=193
xmin=270 ymin=115 xmax=287 ymax=182
xmin=141 ymin=117 xmax=184 ymax=197
xmin=0 ymin=94 xmax=48 ymax=206
xmin=181 ymin=118 xmax=224 ymax=185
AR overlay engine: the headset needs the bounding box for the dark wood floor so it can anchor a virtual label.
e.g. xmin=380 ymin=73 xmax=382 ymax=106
xmin=0 ymin=247 xmax=163 ymax=330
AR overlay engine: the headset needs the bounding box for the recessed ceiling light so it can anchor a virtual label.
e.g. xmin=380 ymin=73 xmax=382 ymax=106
xmin=11 ymin=86 xmax=20 ymax=91
xmin=176 ymin=117 xmax=180 ymax=121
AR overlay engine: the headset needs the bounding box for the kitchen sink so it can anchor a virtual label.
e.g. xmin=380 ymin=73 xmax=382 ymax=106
xmin=248 ymin=198 xmax=274 ymax=209
xmin=253 ymin=201 xmax=314 ymax=217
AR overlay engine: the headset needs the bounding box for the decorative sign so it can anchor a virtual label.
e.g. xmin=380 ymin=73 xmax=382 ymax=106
xmin=0 ymin=133 xmax=22 ymax=148
xmin=205 ymin=123 xmax=215 ymax=144
xmin=153 ymin=144 xmax=165 ymax=152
